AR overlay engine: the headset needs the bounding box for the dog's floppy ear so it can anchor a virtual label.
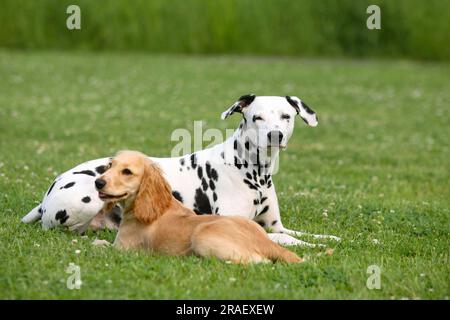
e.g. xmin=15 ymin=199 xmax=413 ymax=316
xmin=133 ymin=160 xmax=173 ymax=224
xmin=285 ymin=96 xmax=318 ymax=127
xmin=221 ymin=94 xmax=256 ymax=120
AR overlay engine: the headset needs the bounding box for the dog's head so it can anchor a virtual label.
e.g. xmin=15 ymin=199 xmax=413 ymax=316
xmin=95 ymin=150 xmax=172 ymax=224
xmin=221 ymin=95 xmax=318 ymax=150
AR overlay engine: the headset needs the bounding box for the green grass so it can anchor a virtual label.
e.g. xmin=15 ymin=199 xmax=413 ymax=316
xmin=0 ymin=50 xmax=449 ymax=299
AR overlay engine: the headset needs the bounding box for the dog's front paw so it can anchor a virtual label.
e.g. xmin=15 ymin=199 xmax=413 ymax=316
xmin=91 ymin=239 xmax=111 ymax=247
xmin=325 ymin=235 xmax=341 ymax=241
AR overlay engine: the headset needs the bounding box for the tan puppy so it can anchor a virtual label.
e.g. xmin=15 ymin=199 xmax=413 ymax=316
xmin=95 ymin=150 xmax=302 ymax=264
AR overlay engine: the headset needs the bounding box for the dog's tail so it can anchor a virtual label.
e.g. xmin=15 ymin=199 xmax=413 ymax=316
xmin=265 ymin=242 xmax=303 ymax=263
xmin=21 ymin=204 xmax=42 ymax=223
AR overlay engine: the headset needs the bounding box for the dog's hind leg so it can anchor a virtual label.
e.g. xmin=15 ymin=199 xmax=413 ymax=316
xmin=191 ymin=220 xmax=271 ymax=264
xmin=21 ymin=204 xmax=42 ymax=223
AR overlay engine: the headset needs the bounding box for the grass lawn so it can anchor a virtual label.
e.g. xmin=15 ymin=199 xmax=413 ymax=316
xmin=0 ymin=50 xmax=448 ymax=299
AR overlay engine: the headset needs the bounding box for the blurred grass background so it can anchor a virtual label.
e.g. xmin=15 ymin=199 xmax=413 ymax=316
xmin=1 ymin=0 xmax=449 ymax=61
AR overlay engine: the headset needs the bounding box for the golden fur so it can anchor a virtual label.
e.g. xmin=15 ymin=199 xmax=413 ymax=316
xmin=98 ymin=150 xmax=302 ymax=264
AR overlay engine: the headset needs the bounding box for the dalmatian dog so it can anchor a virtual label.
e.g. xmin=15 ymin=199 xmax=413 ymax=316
xmin=22 ymin=95 xmax=340 ymax=247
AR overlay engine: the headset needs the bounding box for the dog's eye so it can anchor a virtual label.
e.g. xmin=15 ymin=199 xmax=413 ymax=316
xmin=281 ymin=114 xmax=291 ymax=120
xmin=253 ymin=115 xmax=264 ymax=122
xmin=122 ymin=168 xmax=132 ymax=175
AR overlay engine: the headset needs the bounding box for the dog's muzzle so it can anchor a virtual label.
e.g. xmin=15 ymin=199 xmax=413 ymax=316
xmin=267 ymin=130 xmax=284 ymax=147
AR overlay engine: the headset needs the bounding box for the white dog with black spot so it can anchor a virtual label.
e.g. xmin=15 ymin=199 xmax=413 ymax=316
xmin=22 ymin=95 xmax=340 ymax=247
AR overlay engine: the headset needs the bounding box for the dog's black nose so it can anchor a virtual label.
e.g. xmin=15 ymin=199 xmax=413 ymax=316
xmin=267 ymin=131 xmax=283 ymax=144
xmin=95 ymin=178 xmax=106 ymax=190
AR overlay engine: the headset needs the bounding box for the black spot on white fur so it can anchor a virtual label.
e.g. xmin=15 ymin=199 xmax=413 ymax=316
xmin=95 ymin=165 xmax=107 ymax=174
xmin=47 ymin=180 xmax=57 ymax=196
xmin=234 ymin=157 xmax=243 ymax=170
xmin=193 ymin=188 xmax=212 ymax=214
xmin=73 ymin=170 xmax=96 ymax=177
xmin=55 ymin=209 xmax=69 ymax=224
xmin=205 ymin=162 xmax=212 ymax=178
xmin=285 ymin=96 xmax=300 ymax=114
xmin=201 ymin=178 xmax=208 ymax=191
xmin=238 ymin=94 xmax=256 ymax=107
xmin=190 ymin=153 xmax=197 ymax=169
xmin=60 ymin=182 xmax=75 ymax=189
xmin=300 ymin=100 xmax=315 ymax=115
xmin=210 ymin=168 xmax=218 ymax=181
xmin=258 ymin=205 xmax=269 ymax=216
xmin=81 ymin=196 xmax=91 ymax=203
xmin=172 ymin=191 xmax=183 ymax=203
xmin=244 ymin=179 xmax=258 ymax=190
